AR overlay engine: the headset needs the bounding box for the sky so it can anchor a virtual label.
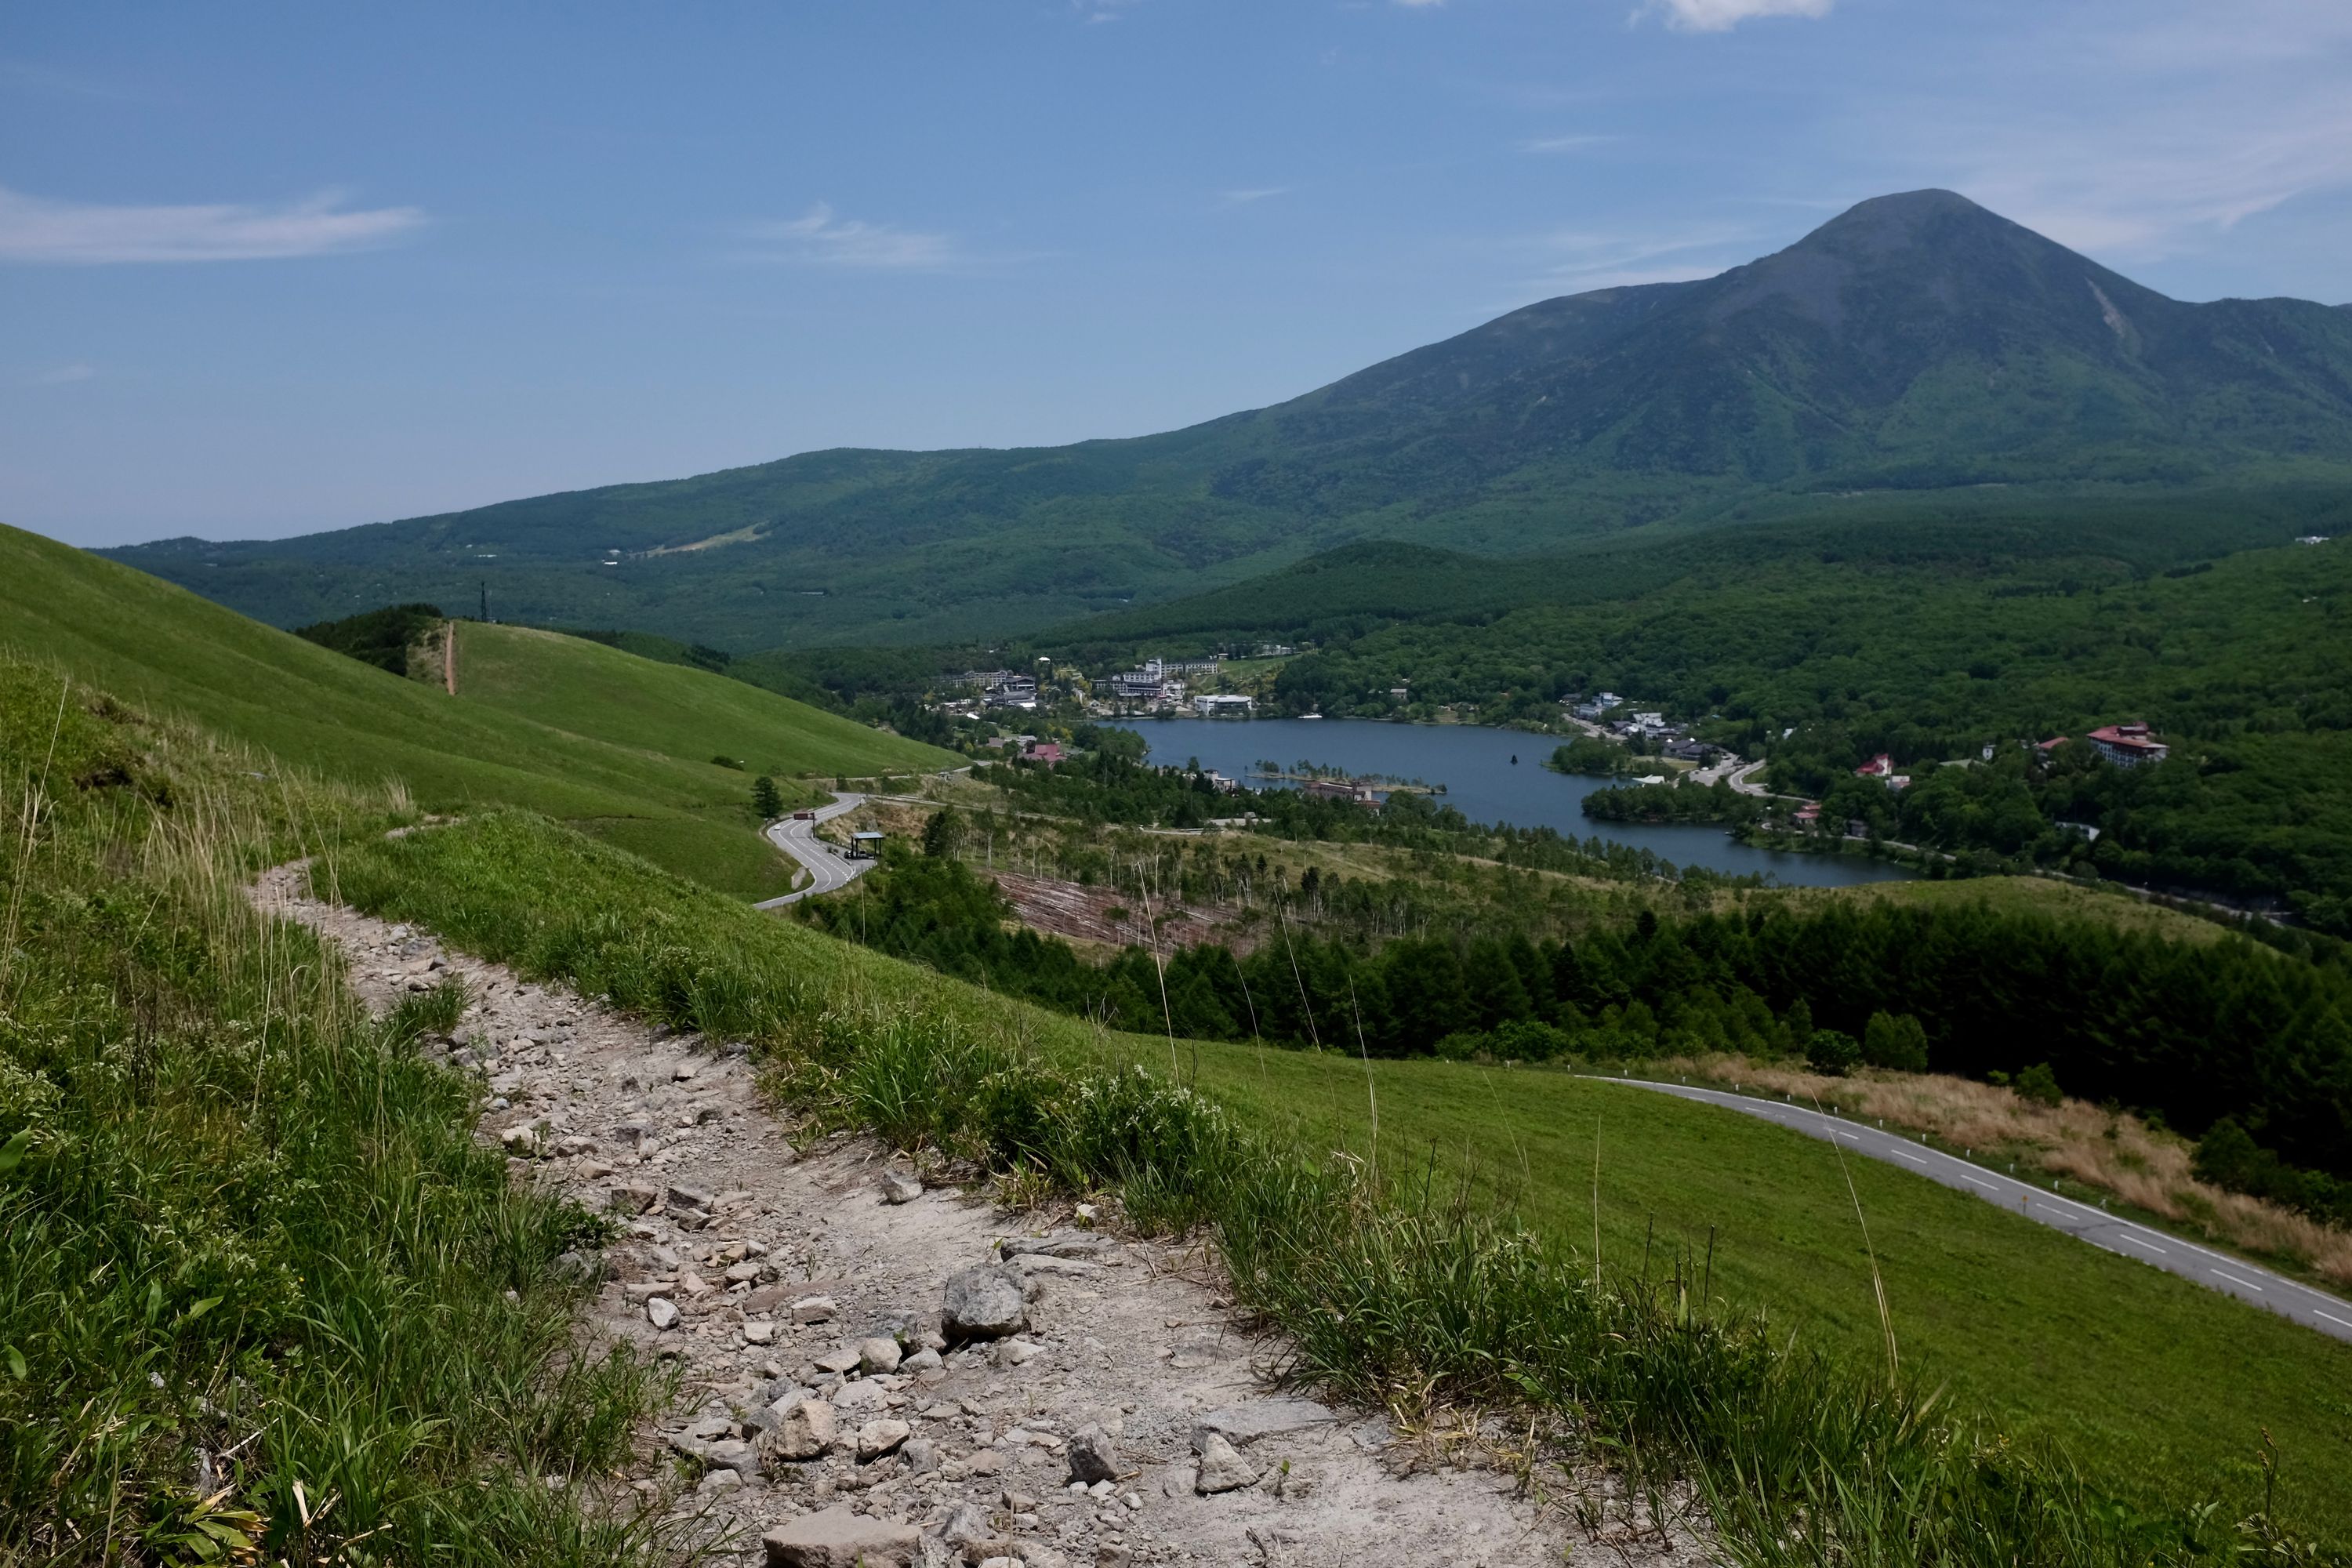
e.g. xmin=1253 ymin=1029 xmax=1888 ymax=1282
xmin=4 ymin=1 xmax=2349 ymax=547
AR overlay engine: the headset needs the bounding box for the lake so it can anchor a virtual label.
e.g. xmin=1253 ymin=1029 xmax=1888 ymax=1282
xmin=1107 ymin=716 xmax=1912 ymax=888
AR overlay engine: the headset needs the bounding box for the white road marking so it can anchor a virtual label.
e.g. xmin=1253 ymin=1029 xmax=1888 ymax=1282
xmin=2210 ymin=1269 xmax=2266 ymax=1294
xmin=1955 ymin=1174 xmax=1998 ymax=1192
xmin=1889 ymin=1149 xmax=1929 ymax=1166
xmin=2117 ymin=1234 xmax=2168 ymax=1255
xmin=2318 ymin=1311 xmax=2352 ymax=1330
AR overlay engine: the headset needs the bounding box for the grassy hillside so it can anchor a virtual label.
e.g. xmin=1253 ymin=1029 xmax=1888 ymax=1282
xmin=100 ymin=192 xmax=2352 ymax=650
xmin=0 ymin=661 xmax=664 ymax=1563
xmin=322 ymin=808 xmax=2352 ymax=1539
xmin=0 ymin=524 xmax=952 ymax=896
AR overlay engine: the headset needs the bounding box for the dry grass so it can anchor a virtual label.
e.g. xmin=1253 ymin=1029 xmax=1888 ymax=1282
xmin=1660 ymin=1054 xmax=2352 ymax=1287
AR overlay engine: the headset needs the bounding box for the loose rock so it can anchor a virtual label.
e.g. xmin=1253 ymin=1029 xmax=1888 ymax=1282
xmin=645 ymin=1297 xmax=679 ymax=1331
xmin=942 ymin=1265 xmax=1029 ymax=1341
xmin=879 ymin=1171 xmax=924 ymax=1205
xmin=763 ymin=1504 xmax=919 ymax=1568
xmin=856 ymin=1417 xmax=911 ymax=1460
xmin=1066 ymin=1424 xmax=1120 ymax=1486
xmin=1194 ymin=1432 xmax=1258 ymax=1495
xmin=761 ymin=1397 xmax=837 ymax=1461
xmin=857 ymin=1335 xmax=903 ymax=1374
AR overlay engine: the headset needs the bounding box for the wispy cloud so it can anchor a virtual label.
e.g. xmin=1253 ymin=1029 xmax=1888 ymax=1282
xmin=32 ymin=362 xmax=95 ymax=386
xmin=743 ymin=204 xmax=962 ymax=270
xmin=1512 ymin=222 xmax=1755 ymax=293
xmin=0 ymin=186 xmax=424 ymax=264
xmin=1854 ymin=0 xmax=2352 ymax=268
xmin=1218 ymin=187 xmax=1290 ymax=205
xmin=1637 ymin=0 xmax=1834 ymax=33
xmin=1521 ymin=135 xmax=1617 ymax=154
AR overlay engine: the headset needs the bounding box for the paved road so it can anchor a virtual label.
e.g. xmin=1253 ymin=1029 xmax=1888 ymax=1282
xmin=753 ymin=793 xmax=872 ymax=909
xmin=1598 ymin=1076 xmax=2352 ymax=1345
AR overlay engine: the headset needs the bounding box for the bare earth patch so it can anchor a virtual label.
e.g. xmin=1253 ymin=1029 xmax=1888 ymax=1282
xmin=985 ymin=871 xmax=1262 ymax=957
xmin=253 ymin=862 xmax=1698 ymax=1567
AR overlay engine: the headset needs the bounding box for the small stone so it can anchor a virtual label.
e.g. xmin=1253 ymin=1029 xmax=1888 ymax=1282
xmin=879 ymin=1171 xmax=924 ymax=1204
xmin=672 ymin=1062 xmax=699 ymax=1082
xmin=1066 ymin=1425 xmax=1120 ymax=1486
xmin=942 ymin=1265 xmax=1029 ymax=1341
xmin=608 ymin=1181 xmax=659 ymax=1214
xmin=744 ymin=1321 xmax=777 ymax=1346
xmin=833 ymin=1379 xmax=891 ymax=1414
xmin=858 ymin=1336 xmax=903 ymax=1375
xmin=899 ymin=1346 xmax=943 ymax=1373
xmin=498 ymin=1124 xmax=544 ymax=1156
xmin=994 ymin=1338 xmax=1042 ymax=1367
xmin=760 ymin=1504 xmax=918 ymax=1568
xmin=725 ymin=1261 xmax=764 ymax=1285
xmin=579 ymin=1159 xmax=615 ymax=1179
xmin=814 ymin=1344 xmax=862 ymax=1375
xmin=791 ymin=1295 xmax=839 ymax=1324
xmin=902 ymin=1437 xmax=941 ymax=1473
xmin=665 ymin=1181 xmax=717 ymax=1211
xmin=762 ymin=1399 xmax=838 ymax=1461
xmin=1193 ymin=1434 xmax=1258 ymax=1495
xmin=856 ymin=1418 xmax=911 ymax=1460
xmin=646 ymin=1297 xmax=679 ymax=1331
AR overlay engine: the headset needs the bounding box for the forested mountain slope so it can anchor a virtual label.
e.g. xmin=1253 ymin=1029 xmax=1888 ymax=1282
xmin=103 ymin=191 xmax=2352 ymax=648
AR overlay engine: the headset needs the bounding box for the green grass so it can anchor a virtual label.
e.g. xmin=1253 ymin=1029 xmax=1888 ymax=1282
xmin=0 ymin=661 xmax=668 ymax=1566
xmin=0 ymin=524 xmax=953 ymax=894
xmin=453 ymin=622 xmax=949 ymax=782
xmin=321 ymin=810 xmax=2352 ymax=1543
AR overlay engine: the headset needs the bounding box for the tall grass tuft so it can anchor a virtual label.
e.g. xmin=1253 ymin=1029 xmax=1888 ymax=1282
xmin=0 ymin=666 xmax=669 ymax=1567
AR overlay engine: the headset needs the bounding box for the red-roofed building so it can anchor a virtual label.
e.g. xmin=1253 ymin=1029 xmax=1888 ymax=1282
xmin=2086 ymin=723 xmax=2168 ymax=768
xmin=1794 ymin=804 xmax=1822 ymax=826
xmin=1854 ymin=753 xmax=1893 ymax=778
xmin=1024 ymin=742 xmax=1065 ymax=764
xmin=2037 ymin=736 xmax=2070 ymax=753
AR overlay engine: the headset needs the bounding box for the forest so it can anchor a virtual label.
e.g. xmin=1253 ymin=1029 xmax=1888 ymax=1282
xmin=803 ymin=828 xmax=2352 ymax=1217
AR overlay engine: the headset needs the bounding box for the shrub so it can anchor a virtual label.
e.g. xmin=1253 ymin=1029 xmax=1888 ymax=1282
xmin=1806 ymin=1028 xmax=1863 ymax=1076
xmin=2015 ymin=1061 xmax=2065 ymax=1108
xmin=1861 ymin=1011 xmax=1931 ymax=1072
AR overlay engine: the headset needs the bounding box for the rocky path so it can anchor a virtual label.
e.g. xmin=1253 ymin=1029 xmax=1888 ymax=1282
xmin=252 ymin=862 xmax=1696 ymax=1568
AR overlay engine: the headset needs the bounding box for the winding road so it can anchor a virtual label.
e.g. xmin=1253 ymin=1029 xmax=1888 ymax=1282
xmin=1599 ymin=1076 xmax=2352 ymax=1345
xmin=753 ymin=793 xmax=872 ymax=909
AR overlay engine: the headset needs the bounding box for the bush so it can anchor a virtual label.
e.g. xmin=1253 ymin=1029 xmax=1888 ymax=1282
xmin=1806 ymin=1028 xmax=1862 ymax=1076
xmin=1862 ymin=1011 xmax=1931 ymax=1072
xmin=2015 ymin=1061 xmax=2065 ymax=1108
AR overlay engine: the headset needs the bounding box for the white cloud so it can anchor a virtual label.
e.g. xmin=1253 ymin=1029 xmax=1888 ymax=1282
xmin=1521 ymin=135 xmax=1616 ymax=154
xmin=1853 ymin=0 xmax=2352 ymax=270
xmin=0 ymin=186 xmax=424 ymax=264
xmin=32 ymin=363 xmax=95 ymax=385
xmin=1218 ymin=187 xmax=1290 ymax=205
xmin=746 ymin=204 xmax=961 ymax=270
xmin=1639 ymin=0 xmax=1834 ymax=32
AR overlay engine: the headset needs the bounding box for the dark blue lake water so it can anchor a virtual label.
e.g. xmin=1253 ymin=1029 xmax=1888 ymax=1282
xmin=1109 ymin=716 xmax=1912 ymax=888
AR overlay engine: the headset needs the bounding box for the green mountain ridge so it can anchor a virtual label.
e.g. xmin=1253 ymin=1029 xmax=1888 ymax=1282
xmin=103 ymin=190 xmax=2352 ymax=648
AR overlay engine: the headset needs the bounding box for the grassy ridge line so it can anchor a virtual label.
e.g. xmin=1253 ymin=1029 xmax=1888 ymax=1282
xmin=320 ymin=810 xmax=2351 ymax=1555
xmin=0 ymin=664 xmax=666 ymax=1566
xmin=0 ymin=525 xmax=951 ymax=898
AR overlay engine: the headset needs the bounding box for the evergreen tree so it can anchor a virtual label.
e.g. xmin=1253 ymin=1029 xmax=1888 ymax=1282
xmin=751 ymin=775 xmax=782 ymax=818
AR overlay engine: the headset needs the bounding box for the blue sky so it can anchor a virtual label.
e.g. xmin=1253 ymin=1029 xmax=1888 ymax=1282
xmin=5 ymin=1 xmax=2348 ymax=546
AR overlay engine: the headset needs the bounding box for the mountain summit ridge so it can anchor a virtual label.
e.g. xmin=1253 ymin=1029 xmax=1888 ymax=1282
xmin=104 ymin=190 xmax=2352 ymax=648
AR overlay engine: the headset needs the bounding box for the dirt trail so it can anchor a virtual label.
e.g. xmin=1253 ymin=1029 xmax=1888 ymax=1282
xmin=252 ymin=862 xmax=1697 ymax=1567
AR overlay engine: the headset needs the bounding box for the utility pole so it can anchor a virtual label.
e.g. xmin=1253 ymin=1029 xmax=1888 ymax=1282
xmin=445 ymin=619 xmax=458 ymax=696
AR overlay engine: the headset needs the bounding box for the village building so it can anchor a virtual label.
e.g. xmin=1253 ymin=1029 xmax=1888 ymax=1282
xmin=1855 ymin=753 xmax=1894 ymax=778
xmin=2086 ymin=722 xmax=2169 ymax=768
xmin=1193 ymin=693 xmax=1255 ymax=718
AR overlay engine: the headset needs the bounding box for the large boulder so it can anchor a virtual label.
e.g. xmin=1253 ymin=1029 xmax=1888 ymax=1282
xmin=763 ymin=1505 xmax=919 ymax=1568
xmin=941 ymin=1264 xmax=1029 ymax=1341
